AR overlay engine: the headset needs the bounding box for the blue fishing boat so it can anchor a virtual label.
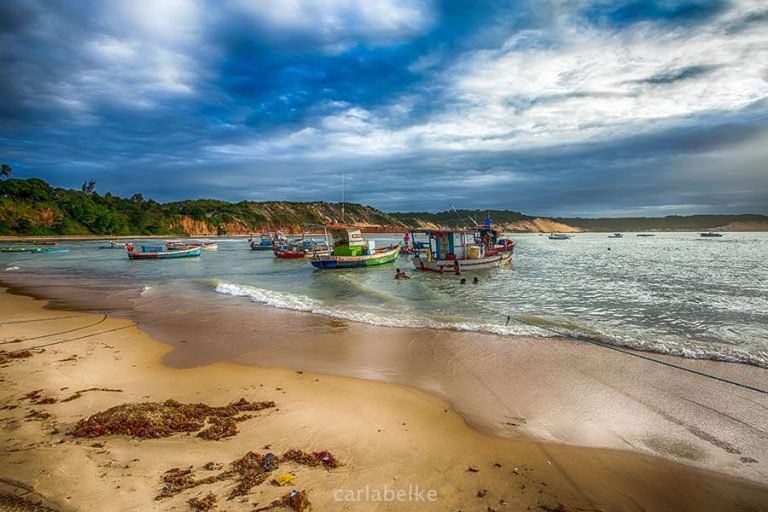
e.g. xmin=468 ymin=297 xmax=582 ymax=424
xmin=250 ymin=233 xmax=284 ymax=251
xmin=31 ymin=248 xmax=69 ymax=254
xmin=127 ymin=245 xmax=202 ymax=260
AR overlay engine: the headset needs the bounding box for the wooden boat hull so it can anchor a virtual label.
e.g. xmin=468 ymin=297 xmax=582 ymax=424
xmin=32 ymin=248 xmax=69 ymax=254
xmin=412 ymin=252 xmax=511 ymax=272
xmin=311 ymin=245 xmax=400 ymax=269
xmin=127 ymin=246 xmax=202 ymax=259
xmin=275 ymin=246 xmax=332 ymax=259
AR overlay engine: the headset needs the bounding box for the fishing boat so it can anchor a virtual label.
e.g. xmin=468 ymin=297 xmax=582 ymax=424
xmin=249 ymin=233 xmax=284 ymax=251
xmin=607 ymin=233 xmax=623 ymax=238
xmin=31 ymin=248 xmax=69 ymax=254
xmin=99 ymin=240 xmax=129 ymax=249
xmin=310 ymin=225 xmax=400 ymax=269
xmin=166 ymin=241 xmax=219 ymax=251
xmin=0 ymin=247 xmax=33 ymax=253
xmin=636 ymin=233 xmax=656 ymax=237
xmin=127 ymin=245 xmax=202 ymax=260
xmin=700 ymin=232 xmax=723 ymax=237
xmin=274 ymin=238 xmax=331 ymax=259
xmin=32 ymin=241 xmax=57 ymax=246
xmin=410 ymin=227 xmax=512 ymax=273
xmin=548 ymin=233 xmax=572 ymax=240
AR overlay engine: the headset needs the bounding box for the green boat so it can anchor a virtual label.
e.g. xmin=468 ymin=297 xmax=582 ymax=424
xmin=311 ymin=225 xmax=400 ymax=269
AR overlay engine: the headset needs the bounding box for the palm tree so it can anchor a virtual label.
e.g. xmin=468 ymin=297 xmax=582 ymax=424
xmin=0 ymin=163 xmax=11 ymax=179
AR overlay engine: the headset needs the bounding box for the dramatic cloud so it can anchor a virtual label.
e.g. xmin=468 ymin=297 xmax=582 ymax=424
xmin=1 ymin=0 xmax=767 ymax=215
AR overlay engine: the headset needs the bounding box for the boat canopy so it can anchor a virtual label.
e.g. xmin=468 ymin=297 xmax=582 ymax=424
xmin=408 ymin=228 xmax=476 ymax=260
xmin=326 ymin=224 xmax=365 ymax=247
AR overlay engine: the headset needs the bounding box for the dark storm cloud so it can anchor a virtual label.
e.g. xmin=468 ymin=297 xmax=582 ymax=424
xmin=1 ymin=0 xmax=766 ymax=216
xmin=629 ymin=64 xmax=721 ymax=85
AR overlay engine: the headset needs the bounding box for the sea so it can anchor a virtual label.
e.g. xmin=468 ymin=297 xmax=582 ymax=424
xmin=1 ymin=232 xmax=767 ymax=368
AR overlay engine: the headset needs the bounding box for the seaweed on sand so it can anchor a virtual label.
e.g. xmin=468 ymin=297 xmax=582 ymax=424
xmin=253 ymin=490 xmax=312 ymax=512
xmin=280 ymin=449 xmax=341 ymax=469
xmin=188 ymin=492 xmax=217 ymax=511
xmin=71 ymin=399 xmax=275 ymax=439
xmin=157 ymin=449 xmax=342 ymax=501
xmin=60 ymin=387 xmax=123 ymax=403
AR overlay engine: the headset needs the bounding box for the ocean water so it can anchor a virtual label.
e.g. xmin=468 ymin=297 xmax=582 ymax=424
xmin=1 ymin=233 xmax=767 ymax=368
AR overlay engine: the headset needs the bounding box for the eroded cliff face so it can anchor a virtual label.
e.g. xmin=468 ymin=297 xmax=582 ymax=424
xmin=167 ymin=215 xmax=409 ymax=235
xmin=404 ymin=217 xmax=580 ymax=233
xmin=500 ymin=218 xmax=582 ymax=233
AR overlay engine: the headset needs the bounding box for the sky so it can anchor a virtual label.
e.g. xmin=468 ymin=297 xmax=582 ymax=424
xmin=1 ymin=0 xmax=767 ymax=216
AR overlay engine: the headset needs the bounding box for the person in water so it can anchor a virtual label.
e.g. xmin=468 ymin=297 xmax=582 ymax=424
xmin=473 ymin=277 xmax=479 ymax=284
xmin=394 ymin=268 xmax=410 ymax=280
xmin=460 ymin=278 xmax=467 ymax=284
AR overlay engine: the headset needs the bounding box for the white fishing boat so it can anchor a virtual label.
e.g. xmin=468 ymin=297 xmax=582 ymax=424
xmin=410 ymin=227 xmax=513 ymax=273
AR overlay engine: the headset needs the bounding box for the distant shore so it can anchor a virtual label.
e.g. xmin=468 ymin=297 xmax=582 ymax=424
xmin=2 ymin=229 xmax=767 ymax=243
xmin=2 ymin=288 xmax=768 ymax=511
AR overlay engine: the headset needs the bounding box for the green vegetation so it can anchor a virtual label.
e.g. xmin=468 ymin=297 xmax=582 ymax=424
xmin=391 ymin=209 xmax=533 ymax=228
xmin=0 ymin=177 xmax=406 ymax=236
xmin=1 ymin=176 xmax=765 ymax=236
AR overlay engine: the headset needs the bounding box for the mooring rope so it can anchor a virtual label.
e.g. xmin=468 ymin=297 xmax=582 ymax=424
xmin=1 ymin=307 xmax=220 ymax=356
xmin=501 ymin=313 xmax=768 ymax=395
xmin=0 ymin=314 xmax=93 ymax=326
xmin=0 ymin=315 xmax=108 ymax=345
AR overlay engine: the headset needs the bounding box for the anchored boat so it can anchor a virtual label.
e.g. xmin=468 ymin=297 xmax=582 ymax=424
xmin=127 ymin=245 xmax=202 ymax=260
xmin=410 ymin=224 xmax=513 ymax=273
xmin=310 ymin=225 xmax=400 ymax=269
xmin=249 ymin=233 xmax=285 ymax=251
xmin=607 ymin=233 xmax=623 ymax=238
xmin=548 ymin=233 xmax=572 ymax=240
xmin=700 ymin=232 xmax=723 ymax=237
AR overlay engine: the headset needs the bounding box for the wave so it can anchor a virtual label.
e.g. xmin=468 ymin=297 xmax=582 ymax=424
xmin=214 ymin=282 xmax=546 ymax=337
xmin=4 ymin=266 xmax=20 ymax=271
xmin=215 ymin=282 xmax=768 ymax=369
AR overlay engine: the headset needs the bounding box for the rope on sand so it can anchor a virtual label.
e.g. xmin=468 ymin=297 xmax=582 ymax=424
xmin=1 ymin=307 xmax=220 ymax=356
xmin=504 ymin=314 xmax=768 ymax=395
xmin=0 ymin=315 xmax=108 ymax=345
xmin=0 ymin=314 xmax=93 ymax=326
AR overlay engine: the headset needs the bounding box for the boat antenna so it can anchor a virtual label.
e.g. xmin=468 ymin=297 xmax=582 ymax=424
xmin=341 ymin=172 xmax=345 ymax=224
xmin=448 ymin=203 xmax=475 ymax=228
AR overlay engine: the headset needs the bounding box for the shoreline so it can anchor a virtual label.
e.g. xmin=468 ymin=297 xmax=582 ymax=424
xmin=2 ymin=288 xmax=768 ymax=511
xmin=3 ymin=277 xmax=768 ymax=483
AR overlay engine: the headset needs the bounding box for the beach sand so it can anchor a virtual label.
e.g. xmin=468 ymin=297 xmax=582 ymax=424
xmin=1 ymin=288 xmax=768 ymax=512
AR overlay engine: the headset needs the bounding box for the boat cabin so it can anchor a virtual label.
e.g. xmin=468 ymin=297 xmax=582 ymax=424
xmin=409 ymin=229 xmax=478 ymax=261
xmin=325 ymin=225 xmax=372 ymax=256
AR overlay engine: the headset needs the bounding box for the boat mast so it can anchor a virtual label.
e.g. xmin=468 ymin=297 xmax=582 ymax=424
xmin=341 ymin=172 xmax=345 ymax=224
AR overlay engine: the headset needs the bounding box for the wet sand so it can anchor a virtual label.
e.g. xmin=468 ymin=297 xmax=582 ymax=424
xmin=1 ymin=288 xmax=768 ymax=511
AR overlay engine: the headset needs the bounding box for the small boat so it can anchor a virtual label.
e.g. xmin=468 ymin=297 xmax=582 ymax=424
xmin=31 ymin=248 xmax=69 ymax=254
xmin=33 ymin=241 xmax=57 ymax=246
xmin=411 ymin=225 xmax=513 ymax=273
xmin=700 ymin=232 xmax=723 ymax=237
xmin=250 ymin=233 xmax=285 ymax=251
xmin=274 ymin=238 xmax=331 ymax=259
xmin=607 ymin=233 xmax=623 ymax=238
xmin=166 ymin=241 xmax=219 ymax=251
xmin=636 ymin=233 xmax=656 ymax=237
xmin=548 ymin=233 xmax=572 ymax=240
xmin=0 ymin=247 xmax=33 ymax=253
xmin=310 ymin=225 xmax=400 ymax=269
xmin=99 ymin=240 xmax=129 ymax=249
xmin=127 ymin=245 xmax=202 ymax=260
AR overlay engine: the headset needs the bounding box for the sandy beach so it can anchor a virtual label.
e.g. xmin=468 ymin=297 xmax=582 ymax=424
xmin=1 ymin=288 xmax=768 ymax=511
